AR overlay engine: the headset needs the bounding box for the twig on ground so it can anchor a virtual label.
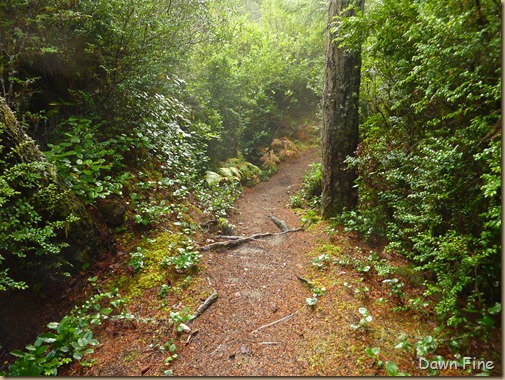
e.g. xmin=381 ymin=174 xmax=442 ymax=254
xmin=258 ymin=341 xmax=281 ymax=346
xmin=185 ymin=329 xmax=199 ymax=345
xmin=188 ymin=289 xmax=218 ymax=323
xmin=294 ymin=274 xmax=314 ymax=288
xmin=250 ymin=309 xmax=300 ymax=335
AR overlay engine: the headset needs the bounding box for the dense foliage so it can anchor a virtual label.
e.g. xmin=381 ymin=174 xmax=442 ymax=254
xmin=0 ymin=0 xmax=324 ymax=292
xmin=1 ymin=0 xmax=500 ymax=374
xmin=341 ymin=0 xmax=501 ymax=329
xmin=182 ymin=0 xmax=325 ymax=162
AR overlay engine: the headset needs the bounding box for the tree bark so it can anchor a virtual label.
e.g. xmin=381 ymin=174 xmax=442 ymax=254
xmin=0 ymin=96 xmax=104 ymax=278
xmin=321 ymin=0 xmax=364 ymax=218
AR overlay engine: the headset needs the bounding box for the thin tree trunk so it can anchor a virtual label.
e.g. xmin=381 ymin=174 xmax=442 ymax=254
xmin=321 ymin=0 xmax=364 ymax=218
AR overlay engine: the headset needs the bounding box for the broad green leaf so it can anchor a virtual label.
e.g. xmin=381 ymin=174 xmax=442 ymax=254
xmin=385 ymin=361 xmax=399 ymax=376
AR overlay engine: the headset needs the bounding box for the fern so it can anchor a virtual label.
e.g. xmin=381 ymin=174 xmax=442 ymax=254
xmin=206 ymin=155 xmax=261 ymax=186
xmin=219 ymin=167 xmax=242 ymax=181
xmin=205 ymin=171 xmax=222 ymax=186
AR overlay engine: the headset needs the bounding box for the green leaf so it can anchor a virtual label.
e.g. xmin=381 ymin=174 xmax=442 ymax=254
xmin=83 ymin=331 xmax=93 ymax=341
xmin=78 ymin=337 xmax=88 ymax=347
xmin=487 ymin=302 xmax=501 ymax=315
xmin=477 ymin=315 xmax=495 ymax=328
xmin=36 ymin=333 xmax=57 ymax=344
xmin=47 ymin=322 xmax=59 ymax=330
xmin=385 ymin=361 xmax=399 ymax=376
xmin=306 ymin=297 xmax=317 ymax=306
xmin=10 ymin=349 xmax=27 ymax=358
xmin=365 ymin=347 xmax=380 ymax=358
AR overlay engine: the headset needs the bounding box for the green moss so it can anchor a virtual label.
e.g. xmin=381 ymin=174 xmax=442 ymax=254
xmin=132 ymin=232 xmax=182 ymax=290
xmin=122 ymin=350 xmax=138 ymax=363
xmin=318 ymin=244 xmax=342 ymax=256
xmin=115 ymin=231 xmax=204 ymax=307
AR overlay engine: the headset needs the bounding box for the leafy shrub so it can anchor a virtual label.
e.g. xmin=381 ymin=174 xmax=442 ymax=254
xmin=44 ymin=117 xmax=130 ymax=205
xmin=300 ymin=163 xmax=322 ymax=209
xmin=289 ymin=194 xmax=303 ymax=208
xmin=161 ymin=239 xmax=201 ymax=273
xmin=0 ymin=159 xmax=78 ymax=292
xmin=130 ymin=194 xmax=173 ymax=227
xmin=2 ymin=285 xmax=132 ymax=376
xmin=128 ymin=247 xmax=145 ymax=273
xmin=342 ymin=0 xmax=501 ymax=331
xmin=350 ymin=307 xmax=373 ymax=331
xmin=196 ymin=181 xmax=240 ymax=219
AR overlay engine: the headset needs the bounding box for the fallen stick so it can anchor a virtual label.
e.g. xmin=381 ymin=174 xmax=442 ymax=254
xmin=294 ymin=274 xmax=314 ymax=288
xmin=259 ymin=341 xmax=281 ymax=346
xmin=185 ymin=329 xmax=199 ymax=345
xmin=200 ymin=229 xmax=303 ymax=251
xmin=187 ymin=289 xmax=218 ymax=323
xmin=250 ymin=309 xmax=300 ymax=335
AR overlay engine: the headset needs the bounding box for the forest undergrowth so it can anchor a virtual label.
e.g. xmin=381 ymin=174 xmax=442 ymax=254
xmin=2 ymin=141 xmax=501 ymax=376
xmin=0 ymin=0 xmax=501 ymax=376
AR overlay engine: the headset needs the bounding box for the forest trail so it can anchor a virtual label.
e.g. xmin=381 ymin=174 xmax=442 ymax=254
xmin=172 ymin=147 xmax=322 ymax=376
xmin=58 ymin=145 xmax=501 ymax=377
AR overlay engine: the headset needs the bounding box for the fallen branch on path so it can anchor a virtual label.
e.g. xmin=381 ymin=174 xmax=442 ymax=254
xmin=250 ymin=309 xmax=301 ymax=335
xmin=187 ymin=289 xmax=218 ymax=323
xmin=215 ymin=235 xmax=242 ymax=240
xmin=200 ymin=229 xmax=303 ymax=251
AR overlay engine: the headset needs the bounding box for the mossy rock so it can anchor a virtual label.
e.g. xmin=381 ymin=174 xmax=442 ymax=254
xmin=95 ymin=198 xmax=127 ymax=227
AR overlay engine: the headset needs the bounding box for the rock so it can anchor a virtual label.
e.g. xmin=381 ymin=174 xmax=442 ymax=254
xmin=95 ymin=198 xmax=127 ymax=226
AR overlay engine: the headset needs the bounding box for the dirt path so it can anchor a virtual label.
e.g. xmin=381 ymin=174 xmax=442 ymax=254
xmin=172 ymin=148 xmax=321 ymax=376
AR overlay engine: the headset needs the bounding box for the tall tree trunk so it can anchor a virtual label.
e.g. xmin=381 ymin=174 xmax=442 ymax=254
xmin=0 ymin=96 xmax=104 ymax=283
xmin=321 ymin=0 xmax=364 ymax=218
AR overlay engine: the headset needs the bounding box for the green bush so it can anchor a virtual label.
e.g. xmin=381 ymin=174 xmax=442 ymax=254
xmin=0 ymin=160 xmax=79 ymax=291
xmin=342 ymin=0 xmax=501 ymax=330
xmin=298 ymin=163 xmax=322 ymax=210
xmin=44 ymin=117 xmax=130 ymax=205
xmin=2 ymin=284 xmax=132 ymax=376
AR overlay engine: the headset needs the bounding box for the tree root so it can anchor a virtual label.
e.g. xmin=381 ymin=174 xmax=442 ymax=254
xmin=269 ymin=213 xmax=290 ymax=232
xmin=200 ymin=229 xmax=303 ymax=251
